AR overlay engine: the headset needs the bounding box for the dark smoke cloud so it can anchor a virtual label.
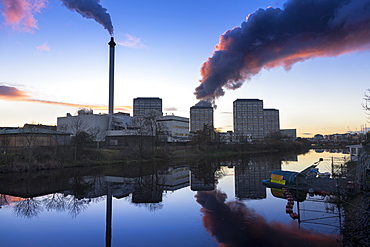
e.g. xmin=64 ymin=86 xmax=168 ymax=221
xmin=60 ymin=0 xmax=114 ymax=35
xmin=195 ymin=0 xmax=370 ymax=100
xmin=195 ymin=190 xmax=341 ymax=247
xmin=195 ymin=100 xmax=212 ymax=107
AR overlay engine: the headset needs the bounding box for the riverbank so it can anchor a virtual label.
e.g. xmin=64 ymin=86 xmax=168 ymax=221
xmin=0 ymin=139 xmax=310 ymax=173
xmin=342 ymin=191 xmax=370 ymax=246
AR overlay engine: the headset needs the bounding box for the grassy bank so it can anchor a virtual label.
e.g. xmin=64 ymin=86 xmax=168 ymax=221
xmin=0 ymin=139 xmax=310 ymax=173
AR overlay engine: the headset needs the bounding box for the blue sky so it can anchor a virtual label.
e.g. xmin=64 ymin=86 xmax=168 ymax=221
xmin=1 ymin=0 xmax=369 ymax=137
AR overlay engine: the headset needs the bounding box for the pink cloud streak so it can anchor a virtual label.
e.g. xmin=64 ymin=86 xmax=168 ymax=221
xmin=0 ymin=85 xmax=132 ymax=112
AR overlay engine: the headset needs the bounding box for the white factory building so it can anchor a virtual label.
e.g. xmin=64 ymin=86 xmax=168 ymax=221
xmin=158 ymin=115 xmax=190 ymax=142
xmin=57 ymin=110 xmax=190 ymax=144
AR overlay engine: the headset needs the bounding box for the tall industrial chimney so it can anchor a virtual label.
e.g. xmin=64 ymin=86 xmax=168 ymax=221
xmin=108 ymin=37 xmax=116 ymax=116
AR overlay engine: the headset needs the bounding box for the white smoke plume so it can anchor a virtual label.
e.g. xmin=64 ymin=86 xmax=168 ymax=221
xmin=195 ymin=0 xmax=370 ymax=101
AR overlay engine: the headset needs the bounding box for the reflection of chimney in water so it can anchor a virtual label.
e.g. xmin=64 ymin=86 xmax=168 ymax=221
xmin=108 ymin=37 xmax=116 ymax=116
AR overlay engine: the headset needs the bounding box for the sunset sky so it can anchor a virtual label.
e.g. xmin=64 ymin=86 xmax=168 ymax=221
xmin=1 ymin=0 xmax=369 ymax=137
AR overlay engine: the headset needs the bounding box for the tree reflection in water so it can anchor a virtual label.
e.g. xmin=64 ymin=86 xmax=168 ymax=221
xmin=66 ymin=196 xmax=91 ymax=218
xmin=13 ymin=198 xmax=43 ymax=218
xmin=43 ymin=193 xmax=67 ymax=212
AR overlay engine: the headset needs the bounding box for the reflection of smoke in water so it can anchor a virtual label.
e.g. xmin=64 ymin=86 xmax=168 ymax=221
xmin=195 ymin=190 xmax=341 ymax=247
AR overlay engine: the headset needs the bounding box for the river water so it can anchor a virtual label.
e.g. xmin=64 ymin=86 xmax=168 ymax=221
xmin=0 ymin=150 xmax=348 ymax=247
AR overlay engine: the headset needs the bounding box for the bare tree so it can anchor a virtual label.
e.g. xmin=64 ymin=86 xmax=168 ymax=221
xmin=88 ymin=126 xmax=107 ymax=148
xmin=133 ymin=113 xmax=168 ymax=156
xmin=363 ymin=89 xmax=370 ymax=122
xmin=18 ymin=128 xmax=40 ymax=148
xmin=1 ymin=133 xmax=11 ymax=153
xmin=70 ymin=118 xmax=90 ymax=135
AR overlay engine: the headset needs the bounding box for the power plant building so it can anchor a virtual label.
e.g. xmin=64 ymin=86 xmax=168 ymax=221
xmin=133 ymin=97 xmax=163 ymax=117
xmin=190 ymin=102 xmax=214 ymax=132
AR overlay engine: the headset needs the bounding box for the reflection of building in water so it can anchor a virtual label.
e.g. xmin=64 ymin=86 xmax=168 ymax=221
xmin=160 ymin=166 xmax=190 ymax=191
xmin=133 ymin=166 xmax=190 ymax=203
xmin=132 ymin=183 xmax=163 ymax=203
xmin=63 ymin=176 xmax=136 ymax=200
xmin=235 ymin=158 xmax=281 ymax=199
xmin=61 ymin=167 xmax=190 ymax=203
xmin=190 ymin=162 xmax=218 ymax=191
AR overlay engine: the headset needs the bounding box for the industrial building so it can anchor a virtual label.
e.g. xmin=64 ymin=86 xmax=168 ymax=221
xmin=57 ymin=39 xmax=189 ymax=144
xmin=233 ymin=99 xmax=265 ymax=140
xmin=133 ymin=97 xmax=163 ymax=117
xmin=233 ymin=99 xmax=280 ymax=141
xmin=157 ymin=115 xmax=190 ymax=142
xmin=263 ymin=109 xmax=280 ymax=136
xmin=280 ymin=129 xmax=297 ymax=139
xmin=0 ymin=126 xmax=70 ymax=148
xmin=190 ymin=102 xmax=214 ymax=132
xmin=57 ymin=109 xmax=135 ymax=142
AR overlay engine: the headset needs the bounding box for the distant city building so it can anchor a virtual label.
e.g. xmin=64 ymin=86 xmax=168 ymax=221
xmin=314 ymin=134 xmax=324 ymax=141
xmin=263 ymin=109 xmax=280 ymax=136
xmin=190 ymin=102 xmax=214 ymax=132
xmin=133 ymin=97 xmax=163 ymax=117
xmin=219 ymin=131 xmax=233 ymax=143
xmin=23 ymin=124 xmax=57 ymax=131
xmin=280 ymin=129 xmax=297 ymax=139
xmin=0 ymin=128 xmax=70 ymax=148
xmin=233 ymin=99 xmax=264 ymax=140
xmin=157 ymin=115 xmax=189 ymax=142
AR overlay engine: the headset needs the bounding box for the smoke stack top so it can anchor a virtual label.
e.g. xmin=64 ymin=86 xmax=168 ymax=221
xmin=195 ymin=0 xmax=370 ymax=101
xmin=60 ymin=0 xmax=114 ymax=35
xmin=109 ymin=37 xmax=116 ymax=47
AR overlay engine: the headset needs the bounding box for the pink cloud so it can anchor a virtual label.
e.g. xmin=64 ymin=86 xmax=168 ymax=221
xmin=0 ymin=0 xmax=48 ymax=31
xmin=0 ymin=85 xmax=132 ymax=112
xmin=117 ymin=34 xmax=147 ymax=49
xmin=0 ymin=85 xmax=29 ymax=100
xmin=36 ymin=42 xmax=50 ymax=51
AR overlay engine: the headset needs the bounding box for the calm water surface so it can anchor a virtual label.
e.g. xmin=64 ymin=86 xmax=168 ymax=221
xmin=0 ymin=151 xmax=347 ymax=246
